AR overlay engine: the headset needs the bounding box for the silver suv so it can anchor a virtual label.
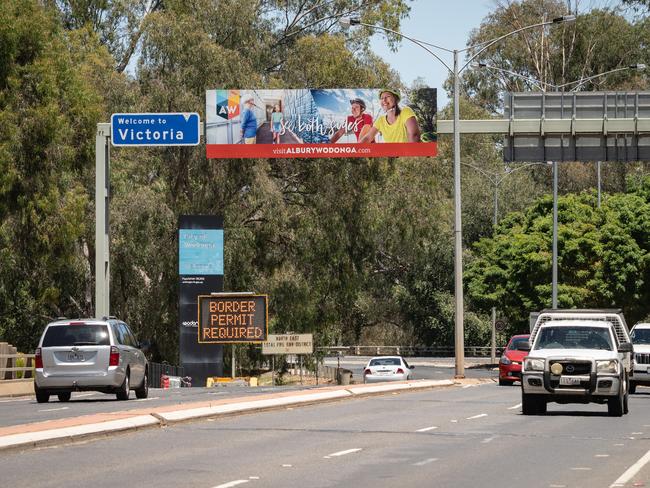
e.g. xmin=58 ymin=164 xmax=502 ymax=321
xmin=34 ymin=317 xmax=149 ymax=403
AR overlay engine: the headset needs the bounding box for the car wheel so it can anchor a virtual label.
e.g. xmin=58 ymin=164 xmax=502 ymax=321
xmin=35 ymin=385 xmax=50 ymax=404
xmin=623 ymin=374 xmax=629 ymax=415
xmin=608 ymin=381 xmax=625 ymax=417
xmin=522 ymin=393 xmax=545 ymax=415
xmin=116 ymin=371 xmax=130 ymax=401
xmin=57 ymin=392 xmax=71 ymax=402
xmin=135 ymin=369 xmax=149 ymax=399
xmin=630 ymin=381 xmax=637 ymax=394
xmin=499 ymin=378 xmax=511 ymax=386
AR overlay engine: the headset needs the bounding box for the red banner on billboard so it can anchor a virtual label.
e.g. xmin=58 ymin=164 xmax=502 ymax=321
xmin=205 ymin=88 xmax=437 ymax=159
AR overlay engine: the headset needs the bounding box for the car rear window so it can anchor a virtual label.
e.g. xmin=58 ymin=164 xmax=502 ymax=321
xmin=369 ymin=358 xmax=400 ymax=366
xmin=42 ymin=324 xmax=110 ymax=347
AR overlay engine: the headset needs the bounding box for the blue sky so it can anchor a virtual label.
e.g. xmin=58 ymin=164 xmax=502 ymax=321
xmin=369 ymin=0 xmax=622 ymax=108
xmin=370 ymin=1 xmax=495 ymax=108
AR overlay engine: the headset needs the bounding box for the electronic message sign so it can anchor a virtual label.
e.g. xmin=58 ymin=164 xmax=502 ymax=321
xmin=205 ymin=88 xmax=437 ymax=159
xmin=198 ymin=294 xmax=268 ymax=343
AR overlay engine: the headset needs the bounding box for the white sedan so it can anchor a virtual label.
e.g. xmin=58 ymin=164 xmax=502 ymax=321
xmin=363 ymin=356 xmax=414 ymax=383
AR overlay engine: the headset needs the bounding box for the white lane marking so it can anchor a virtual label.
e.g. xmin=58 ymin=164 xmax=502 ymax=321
xmin=211 ymin=480 xmax=249 ymax=488
xmin=610 ymin=449 xmax=650 ymax=487
xmin=466 ymin=413 xmax=488 ymax=420
xmin=38 ymin=407 xmax=69 ymax=412
xmin=481 ymin=436 xmax=496 ymax=444
xmin=595 ymin=454 xmax=610 ymax=458
xmin=412 ymin=458 xmax=438 ymax=466
xmin=249 ymin=477 xmax=259 ymax=480
xmin=571 ymin=467 xmax=591 ymax=471
xmin=614 ymin=443 xmax=625 ymax=447
xmin=632 ymin=432 xmax=643 ymax=435
xmin=324 ymin=448 xmax=362 ymax=459
xmin=462 ymin=385 xmax=474 ymax=389
xmin=73 ymin=393 xmax=96 ymax=398
xmin=281 ymin=464 xmax=292 ymax=468
xmin=416 ymin=426 xmax=438 ymax=432
xmin=0 ymin=397 xmax=32 ymax=403
xmin=549 ymin=484 xmax=567 ymax=487
xmin=135 ymin=397 xmax=159 ymax=402
xmin=508 ymin=403 xmax=522 ymax=410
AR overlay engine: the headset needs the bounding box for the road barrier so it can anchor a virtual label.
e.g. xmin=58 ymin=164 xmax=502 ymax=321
xmin=318 ymin=345 xmax=504 ymax=357
xmin=0 ymin=343 xmax=34 ymax=380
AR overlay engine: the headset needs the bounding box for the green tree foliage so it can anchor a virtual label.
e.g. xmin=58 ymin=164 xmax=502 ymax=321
xmin=0 ymin=0 xmax=116 ymax=350
xmin=466 ymin=179 xmax=650 ymax=337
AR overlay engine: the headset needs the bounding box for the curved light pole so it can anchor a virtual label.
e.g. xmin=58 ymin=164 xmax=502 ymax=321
xmin=341 ymin=15 xmax=575 ymax=378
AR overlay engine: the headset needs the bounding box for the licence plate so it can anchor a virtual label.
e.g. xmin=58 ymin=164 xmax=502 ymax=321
xmin=559 ymin=376 xmax=582 ymax=386
xmin=68 ymin=352 xmax=84 ymax=361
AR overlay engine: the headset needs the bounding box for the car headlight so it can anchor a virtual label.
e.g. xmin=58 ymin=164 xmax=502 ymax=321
xmin=524 ymin=358 xmax=545 ymax=371
xmin=596 ymin=360 xmax=619 ymax=374
xmin=500 ymin=355 xmax=512 ymax=365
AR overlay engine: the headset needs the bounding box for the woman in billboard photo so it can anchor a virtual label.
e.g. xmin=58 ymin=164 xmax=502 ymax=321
xmin=329 ymin=98 xmax=374 ymax=143
xmin=359 ymin=89 xmax=421 ymax=143
xmin=270 ymin=104 xmax=285 ymax=144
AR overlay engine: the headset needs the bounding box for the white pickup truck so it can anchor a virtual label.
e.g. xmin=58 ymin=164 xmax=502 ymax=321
xmin=520 ymin=309 xmax=633 ymax=417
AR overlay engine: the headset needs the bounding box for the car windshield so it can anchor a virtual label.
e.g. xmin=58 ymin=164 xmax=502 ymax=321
xmin=42 ymin=324 xmax=110 ymax=347
xmin=508 ymin=337 xmax=529 ymax=350
xmin=631 ymin=328 xmax=650 ymax=345
xmin=535 ymin=326 xmax=612 ymax=351
xmin=369 ymin=358 xmax=400 ymax=366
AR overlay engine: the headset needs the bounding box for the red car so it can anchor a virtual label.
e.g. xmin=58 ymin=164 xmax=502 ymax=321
xmin=498 ymin=334 xmax=530 ymax=386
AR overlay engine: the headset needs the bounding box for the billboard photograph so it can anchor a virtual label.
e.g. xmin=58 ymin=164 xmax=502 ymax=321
xmin=205 ymin=88 xmax=437 ymax=159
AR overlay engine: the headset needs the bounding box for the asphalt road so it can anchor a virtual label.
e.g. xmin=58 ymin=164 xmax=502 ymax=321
xmin=5 ymin=381 xmax=650 ymax=487
xmin=0 ymin=357 xmax=496 ymax=428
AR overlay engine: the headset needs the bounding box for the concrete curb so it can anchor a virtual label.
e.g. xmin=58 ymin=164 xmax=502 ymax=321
xmin=0 ymin=379 xmax=455 ymax=452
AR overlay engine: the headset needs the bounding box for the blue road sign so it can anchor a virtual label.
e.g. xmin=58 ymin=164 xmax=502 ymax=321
xmin=111 ymin=112 xmax=201 ymax=146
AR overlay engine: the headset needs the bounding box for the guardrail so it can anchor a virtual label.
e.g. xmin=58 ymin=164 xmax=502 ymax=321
xmin=0 ymin=354 xmax=35 ymax=380
xmin=318 ymin=346 xmax=505 ymax=357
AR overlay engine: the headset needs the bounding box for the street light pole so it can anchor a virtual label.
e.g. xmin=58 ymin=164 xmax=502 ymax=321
xmin=453 ymin=49 xmax=464 ymax=377
xmin=552 ymin=160 xmax=559 ymax=308
xmin=340 ymin=14 xmax=575 ymax=378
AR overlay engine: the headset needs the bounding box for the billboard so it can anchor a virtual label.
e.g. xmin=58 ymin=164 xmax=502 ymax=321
xmin=205 ymin=88 xmax=437 ymax=159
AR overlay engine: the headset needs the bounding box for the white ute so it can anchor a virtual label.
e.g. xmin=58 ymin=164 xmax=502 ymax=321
xmin=630 ymin=322 xmax=650 ymax=393
xmin=520 ymin=309 xmax=633 ymax=417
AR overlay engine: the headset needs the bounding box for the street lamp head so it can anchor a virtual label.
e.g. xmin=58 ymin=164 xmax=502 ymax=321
xmin=552 ymin=15 xmax=576 ymax=23
xmin=339 ymin=16 xmax=361 ymax=28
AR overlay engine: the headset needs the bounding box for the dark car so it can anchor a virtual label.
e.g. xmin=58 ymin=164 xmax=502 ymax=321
xmin=498 ymin=334 xmax=530 ymax=386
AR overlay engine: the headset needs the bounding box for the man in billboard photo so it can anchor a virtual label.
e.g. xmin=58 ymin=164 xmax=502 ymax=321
xmin=240 ymin=97 xmax=258 ymax=144
xmin=359 ymin=89 xmax=421 ymax=143
xmin=329 ymin=98 xmax=374 ymax=143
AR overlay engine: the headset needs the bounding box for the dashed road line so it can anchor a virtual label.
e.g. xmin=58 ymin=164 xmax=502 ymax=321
xmin=412 ymin=458 xmax=438 ymax=466
xmin=38 ymin=407 xmax=69 ymax=412
xmin=481 ymin=436 xmax=496 ymax=444
xmin=324 ymin=448 xmax=363 ymax=459
xmin=212 ymin=480 xmax=250 ymax=488
xmin=466 ymin=413 xmax=487 ymax=420
xmin=416 ymin=426 xmax=438 ymax=432
xmin=508 ymin=403 xmax=522 ymax=410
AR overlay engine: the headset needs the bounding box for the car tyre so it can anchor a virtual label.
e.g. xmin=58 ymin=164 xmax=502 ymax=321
xmin=35 ymin=385 xmax=50 ymax=404
xmin=630 ymin=381 xmax=637 ymax=394
xmin=499 ymin=378 xmax=511 ymax=386
xmin=522 ymin=393 xmax=545 ymax=415
xmin=608 ymin=382 xmax=625 ymax=417
xmin=57 ymin=392 xmax=71 ymax=402
xmin=116 ymin=371 xmax=130 ymax=401
xmin=135 ymin=369 xmax=149 ymax=399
